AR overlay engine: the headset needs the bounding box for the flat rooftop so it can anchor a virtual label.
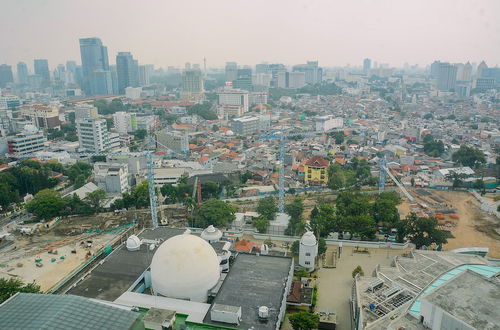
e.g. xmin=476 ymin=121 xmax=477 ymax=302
xmin=421 ymin=270 xmax=500 ymax=329
xmin=203 ymin=253 xmax=292 ymax=330
xmin=67 ymin=227 xmax=184 ymax=301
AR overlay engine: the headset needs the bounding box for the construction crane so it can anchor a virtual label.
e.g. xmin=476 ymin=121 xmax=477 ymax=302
xmin=261 ymin=130 xmax=319 ymax=212
xmin=378 ymin=158 xmax=415 ymax=202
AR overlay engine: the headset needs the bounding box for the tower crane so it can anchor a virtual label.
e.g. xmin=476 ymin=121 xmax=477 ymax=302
xmin=261 ymin=130 xmax=319 ymax=212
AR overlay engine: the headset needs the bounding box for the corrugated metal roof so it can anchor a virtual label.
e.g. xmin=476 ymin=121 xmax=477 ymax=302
xmin=0 ymin=293 xmax=139 ymax=330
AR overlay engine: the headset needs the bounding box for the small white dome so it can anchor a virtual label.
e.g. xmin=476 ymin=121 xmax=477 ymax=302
xmin=225 ymin=130 xmax=234 ymax=136
xmin=126 ymin=235 xmax=141 ymax=251
xmin=300 ymin=231 xmax=317 ymax=246
xmin=150 ymin=234 xmax=220 ymax=302
xmin=201 ymin=225 xmax=222 ymax=242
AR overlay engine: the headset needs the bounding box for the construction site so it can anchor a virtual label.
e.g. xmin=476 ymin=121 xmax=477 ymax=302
xmin=0 ymin=205 xmax=188 ymax=293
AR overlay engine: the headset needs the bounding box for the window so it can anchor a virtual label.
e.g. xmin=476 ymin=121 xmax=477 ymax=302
xmin=305 ymin=261 xmax=310 ymax=265
xmin=305 ymin=253 xmax=311 ymax=256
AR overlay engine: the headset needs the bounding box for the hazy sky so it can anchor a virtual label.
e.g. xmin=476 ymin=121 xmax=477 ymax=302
xmin=1 ymin=0 xmax=499 ymax=70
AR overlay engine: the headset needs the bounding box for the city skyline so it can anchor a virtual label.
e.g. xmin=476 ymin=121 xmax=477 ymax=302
xmin=1 ymin=0 xmax=499 ymax=69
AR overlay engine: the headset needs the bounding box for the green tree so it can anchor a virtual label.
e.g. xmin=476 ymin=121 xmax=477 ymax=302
xmin=289 ymin=311 xmax=320 ymax=330
xmin=452 ymin=145 xmax=486 ymax=168
xmin=0 ymin=278 xmax=40 ymax=303
xmin=291 ymin=240 xmax=300 ymax=255
xmin=194 ymin=200 xmax=237 ymax=228
xmin=285 ymin=197 xmax=306 ymax=236
xmin=397 ymin=213 xmax=447 ymax=249
xmin=252 ymin=216 xmax=270 ymax=233
xmin=201 ymin=181 xmax=220 ymax=200
xmin=352 ymin=265 xmax=364 ymax=278
xmin=423 ymin=135 xmax=445 ymax=157
xmin=26 ymin=189 xmax=66 ymax=220
xmin=130 ymin=181 xmax=150 ymax=208
xmin=372 ymin=192 xmax=401 ymax=230
xmin=73 ymin=174 xmax=87 ymax=189
xmin=85 ymin=189 xmax=106 ymax=211
xmin=133 ymin=129 xmax=147 ymax=140
xmin=160 ymin=184 xmax=178 ymax=204
xmin=309 ymin=204 xmax=335 ymax=237
xmin=330 ymin=131 xmax=345 ymax=144
xmin=318 ymin=237 xmax=327 ymax=255
xmin=256 ymin=196 xmax=278 ymax=220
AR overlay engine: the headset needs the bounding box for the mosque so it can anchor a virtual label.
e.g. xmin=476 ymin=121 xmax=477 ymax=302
xmin=63 ymin=226 xmax=317 ymax=329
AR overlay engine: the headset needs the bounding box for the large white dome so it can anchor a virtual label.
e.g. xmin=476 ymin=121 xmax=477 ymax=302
xmin=150 ymin=233 xmax=220 ymax=302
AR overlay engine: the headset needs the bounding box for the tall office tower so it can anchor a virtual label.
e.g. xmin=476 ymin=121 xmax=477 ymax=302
xmin=276 ymin=72 xmax=306 ymax=89
xmin=225 ymin=62 xmax=238 ymax=82
xmin=16 ymin=62 xmax=28 ymax=85
xmin=79 ymin=37 xmax=112 ymax=95
xmin=476 ymin=61 xmax=488 ymax=78
xmin=0 ymin=64 xmax=14 ymax=88
xmin=139 ymin=65 xmax=152 ymax=86
xmin=430 ymin=60 xmax=441 ymax=78
xmin=233 ymin=67 xmax=253 ymax=90
xmin=363 ymin=58 xmax=371 ymax=74
xmin=116 ymin=52 xmax=139 ymax=94
xmin=181 ymin=66 xmax=204 ymax=101
xmin=292 ymin=61 xmax=322 ymax=85
xmin=256 ymin=63 xmax=269 ymax=74
xmin=437 ymin=63 xmax=458 ymax=91
xmin=66 ymin=61 xmax=77 ymax=73
xmin=76 ymin=117 xmax=110 ymax=152
xmin=34 ymin=59 xmax=50 ymax=85
xmin=462 ymin=62 xmax=472 ymax=81
xmin=55 ymin=64 xmax=66 ymax=81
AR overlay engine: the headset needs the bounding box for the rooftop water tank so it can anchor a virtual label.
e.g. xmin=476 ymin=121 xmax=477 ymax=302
xmin=258 ymin=306 xmax=269 ymax=319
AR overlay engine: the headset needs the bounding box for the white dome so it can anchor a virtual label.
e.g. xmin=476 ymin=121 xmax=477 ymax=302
xmin=201 ymin=225 xmax=222 ymax=242
xmin=126 ymin=235 xmax=141 ymax=251
xmin=225 ymin=130 xmax=234 ymax=136
xmin=300 ymin=231 xmax=317 ymax=246
xmin=150 ymin=233 xmax=220 ymax=302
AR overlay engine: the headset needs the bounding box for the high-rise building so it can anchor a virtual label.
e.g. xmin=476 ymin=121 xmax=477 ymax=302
xmin=363 ymin=58 xmax=371 ymax=74
xmin=0 ymin=64 xmax=14 ymax=88
xmin=76 ymin=117 xmax=110 ymax=152
xmin=16 ymin=62 xmax=28 ymax=85
xmin=225 ymin=62 xmax=238 ymax=82
xmin=292 ymin=61 xmax=322 ymax=85
xmin=75 ymin=104 xmax=99 ymax=120
xmin=116 ymin=52 xmax=139 ymax=94
xmin=34 ymin=59 xmax=50 ymax=85
xmin=437 ymin=63 xmax=457 ymax=91
xmin=430 ymin=60 xmax=441 ymax=78
xmin=79 ymin=37 xmax=112 ymax=95
xmin=181 ymin=66 xmax=204 ymax=101
xmin=139 ymin=65 xmax=153 ymax=86
xmin=7 ymin=126 xmax=47 ymax=157
xmin=476 ymin=61 xmax=487 ymax=79
xmin=233 ymin=68 xmax=253 ymax=90
xmin=462 ymin=62 xmax=472 ymax=81
xmin=481 ymin=67 xmax=500 ymax=87
xmin=156 ymin=129 xmax=189 ymax=153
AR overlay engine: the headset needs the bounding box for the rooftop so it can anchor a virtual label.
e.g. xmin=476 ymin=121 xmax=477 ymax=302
xmin=203 ymin=253 xmax=292 ymax=330
xmin=421 ymin=270 xmax=500 ymax=329
xmin=67 ymin=227 xmax=184 ymax=301
xmin=0 ymin=293 xmax=139 ymax=330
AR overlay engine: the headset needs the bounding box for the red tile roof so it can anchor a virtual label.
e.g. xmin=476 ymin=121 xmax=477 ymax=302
xmin=304 ymin=156 xmax=329 ymax=167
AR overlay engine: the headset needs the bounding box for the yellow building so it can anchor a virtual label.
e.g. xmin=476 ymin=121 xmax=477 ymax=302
xmin=304 ymin=156 xmax=329 ymax=185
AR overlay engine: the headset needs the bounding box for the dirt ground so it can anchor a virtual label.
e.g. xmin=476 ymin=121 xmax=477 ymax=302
xmin=399 ymin=189 xmax=500 ymax=258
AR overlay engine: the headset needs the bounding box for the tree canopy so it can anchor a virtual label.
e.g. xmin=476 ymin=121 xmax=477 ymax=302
xmin=194 ymin=200 xmax=237 ymax=228
xmin=423 ymin=134 xmax=444 ymax=157
xmin=396 ymin=213 xmax=447 ymax=248
xmin=452 ymin=145 xmax=486 ymax=168
xmin=26 ymin=189 xmax=66 ymax=220
xmin=285 ymin=197 xmax=306 ymax=236
xmin=289 ymin=311 xmax=320 ymax=330
xmin=0 ymin=278 xmax=40 ymax=303
xmin=256 ymin=196 xmax=278 ymax=220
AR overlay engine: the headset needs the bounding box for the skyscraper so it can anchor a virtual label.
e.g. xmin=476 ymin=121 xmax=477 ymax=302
xmin=437 ymin=63 xmax=457 ymax=91
xmin=233 ymin=67 xmax=253 ymax=90
xmin=225 ymin=62 xmax=238 ymax=82
xmin=116 ymin=52 xmax=139 ymax=94
xmin=79 ymin=37 xmax=112 ymax=95
xmin=16 ymin=62 xmax=28 ymax=85
xmin=462 ymin=62 xmax=473 ymax=81
xmin=292 ymin=61 xmax=322 ymax=85
xmin=34 ymin=59 xmax=50 ymax=85
xmin=476 ymin=61 xmax=488 ymax=79
xmin=181 ymin=65 xmax=204 ymax=101
xmin=430 ymin=60 xmax=441 ymax=78
xmin=0 ymin=64 xmax=14 ymax=88
xmin=363 ymin=58 xmax=371 ymax=74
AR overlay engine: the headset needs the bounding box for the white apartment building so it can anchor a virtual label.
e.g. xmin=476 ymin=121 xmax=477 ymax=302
xmin=156 ymin=129 xmax=189 ymax=153
xmin=217 ymin=87 xmax=249 ymax=118
xmin=74 ymin=104 xmax=98 ymax=120
xmin=76 ymin=118 xmax=109 ymax=152
xmin=125 ymin=87 xmax=142 ymax=99
xmin=113 ymin=111 xmax=132 ymax=135
xmin=315 ymin=115 xmax=343 ymax=132
xmin=249 ymin=92 xmax=268 ymax=105
xmin=7 ymin=125 xmax=47 ymax=157
xmin=93 ymin=162 xmax=130 ymax=194
xmin=231 ymin=116 xmax=260 ymax=136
